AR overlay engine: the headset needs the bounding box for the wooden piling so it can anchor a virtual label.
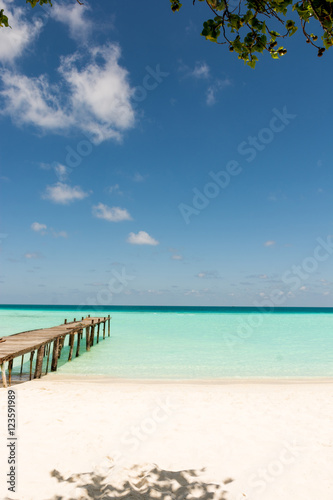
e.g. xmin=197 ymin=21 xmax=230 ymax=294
xmin=51 ymin=338 xmax=59 ymax=371
xmin=86 ymin=327 xmax=90 ymax=351
xmin=103 ymin=318 xmax=106 ymax=339
xmin=8 ymin=359 xmax=13 ymax=386
xmin=90 ymin=320 xmax=95 ymax=347
xmin=34 ymin=345 xmax=45 ymax=379
xmin=1 ymin=362 xmax=7 ymax=388
xmin=29 ymin=351 xmax=35 ymax=380
xmin=97 ymin=321 xmax=100 ymax=344
xmin=64 ymin=319 xmax=67 ymax=324
xmin=68 ymin=334 xmax=75 ymax=361
xmin=108 ymin=315 xmax=111 ymax=337
xmin=46 ymin=342 xmax=51 ymax=374
xmin=58 ymin=336 xmax=65 ymax=357
xmin=76 ymin=330 xmax=82 ymax=357
xmin=20 ymin=355 xmax=24 ymax=377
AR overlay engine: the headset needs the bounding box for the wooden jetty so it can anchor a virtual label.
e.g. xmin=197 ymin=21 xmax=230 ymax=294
xmin=0 ymin=315 xmax=111 ymax=388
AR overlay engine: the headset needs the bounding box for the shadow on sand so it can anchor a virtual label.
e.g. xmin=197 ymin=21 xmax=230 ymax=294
xmin=46 ymin=463 xmax=233 ymax=500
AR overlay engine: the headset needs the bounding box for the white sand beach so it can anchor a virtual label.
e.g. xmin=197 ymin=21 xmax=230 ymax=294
xmin=0 ymin=376 xmax=332 ymax=500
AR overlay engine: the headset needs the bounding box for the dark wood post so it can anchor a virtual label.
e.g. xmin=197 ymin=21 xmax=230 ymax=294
xmin=34 ymin=345 xmax=45 ymax=378
xmin=97 ymin=321 xmax=100 ymax=343
xmin=8 ymin=359 xmax=13 ymax=386
xmin=68 ymin=334 xmax=75 ymax=361
xmin=46 ymin=342 xmax=51 ymax=374
xmin=64 ymin=319 xmax=67 ymax=324
xmin=108 ymin=315 xmax=111 ymax=337
xmin=51 ymin=338 xmax=59 ymax=371
xmin=103 ymin=318 xmax=106 ymax=339
xmin=86 ymin=327 xmax=90 ymax=351
xmin=20 ymin=355 xmax=24 ymax=377
xmin=76 ymin=330 xmax=82 ymax=357
xmin=1 ymin=362 xmax=7 ymax=388
xmin=29 ymin=351 xmax=35 ymax=380
xmin=90 ymin=320 xmax=95 ymax=347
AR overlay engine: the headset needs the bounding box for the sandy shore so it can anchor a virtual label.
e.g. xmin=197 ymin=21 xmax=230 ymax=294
xmin=0 ymin=375 xmax=332 ymax=500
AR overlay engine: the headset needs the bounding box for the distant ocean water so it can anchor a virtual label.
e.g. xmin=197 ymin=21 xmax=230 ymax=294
xmin=1 ymin=305 xmax=333 ymax=379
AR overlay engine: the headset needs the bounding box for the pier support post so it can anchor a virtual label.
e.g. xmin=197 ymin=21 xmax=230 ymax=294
xmin=51 ymin=338 xmax=59 ymax=371
xmin=90 ymin=320 xmax=95 ymax=347
xmin=46 ymin=342 xmax=51 ymax=374
xmin=76 ymin=330 xmax=82 ymax=357
xmin=97 ymin=322 xmax=100 ymax=344
xmin=103 ymin=318 xmax=106 ymax=339
xmin=108 ymin=315 xmax=111 ymax=337
xmin=1 ymin=362 xmax=7 ymax=388
xmin=29 ymin=351 xmax=35 ymax=380
xmin=8 ymin=359 xmax=13 ymax=386
xmin=34 ymin=345 xmax=45 ymax=379
xmin=68 ymin=334 xmax=75 ymax=361
xmin=20 ymin=355 xmax=24 ymax=377
xmin=86 ymin=327 xmax=90 ymax=351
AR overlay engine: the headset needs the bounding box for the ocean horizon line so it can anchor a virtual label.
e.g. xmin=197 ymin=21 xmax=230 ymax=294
xmin=0 ymin=304 xmax=333 ymax=313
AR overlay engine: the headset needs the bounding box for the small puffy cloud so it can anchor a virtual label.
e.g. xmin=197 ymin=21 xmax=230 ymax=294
xmin=0 ymin=43 xmax=135 ymax=144
xmin=52 ymin=230 xmax=68 ymax=238
xmin=264 ymin=240 xmax=276 ymax=247
xmin=191 ymin=62 xmax=210 ymax=79
xmin=92 ymin=203 xmax=132 ymax=222
xmin=108 ymin=184 xmax=123 ymax=195
xmin=132 ymin=172 xmax=146 ymax=183
xmin=24 ymin=252 xmax=41 ymax=259
xmin=127 ymin=231 xmax=159 ymax=246
xmin=206 ymin=78 xmax=231 ymax=106
xmin=42 ymin=182 xmax=89 ymax=204
xmin=172 ymin=254 xmax=183 ymax=260
xmin=31 ymin=222 xmax=47 ymax=233
xmin=0 ymin=0 xmax=43 ymax=63
xmin=196 ymin=271 xmax=221 ymax=279
xmin=54 ymin=163 xmax=70 ymax=181
xmin=51 ymin=1 xmax=92 ymax=40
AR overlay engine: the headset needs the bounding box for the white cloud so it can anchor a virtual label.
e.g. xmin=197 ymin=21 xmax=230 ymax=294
xmin=54 ymin=163 xmax=70 ymax=181
xmin=127 ymin=231 xmax=159 ymax=246
xmin=172 ymin=254 xmax=183 ymax=260
xmin=108 ymin=184 xmax=123 ymax=195
xmin=264 ymin=240 xmax=276 ymax=247
xmin=206 ymin=78 xmax=232 ymax=106
xmin=0 ymin=43 xmax=135 ymax=143
xmin=92 ymin=203 xmax=132 ymax=222
xmin=51 ymin=1 xmax=92 ymax=40
xmin=42 ymin=182 xmax=89 ymax=204
xmin=191 ymin=62 xmax=210 ymax=79
xmin=24 ymin=252 xmax=41 ymax=259
xmin=196 ymin=271 xmax=221 ymax=279
xmin=31 ymin=222 xmax=47 ymax=233
xmin=0 ymin=0 xmax=43 ymax=63
xmin=52 ymin=230 xmax=68 ymax=238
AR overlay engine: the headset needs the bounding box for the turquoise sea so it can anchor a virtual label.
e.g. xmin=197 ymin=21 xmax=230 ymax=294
xmin=0 ymin=305 xmax=333 ymax=379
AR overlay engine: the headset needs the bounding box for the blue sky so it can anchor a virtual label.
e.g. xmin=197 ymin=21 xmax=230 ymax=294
xmin=0 ymin=0 xmax=332 ymax=306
